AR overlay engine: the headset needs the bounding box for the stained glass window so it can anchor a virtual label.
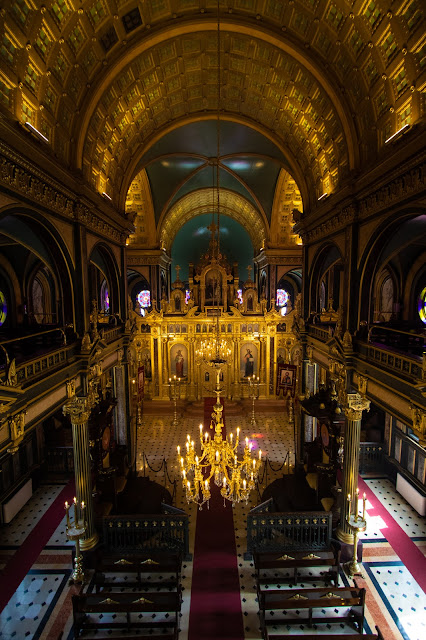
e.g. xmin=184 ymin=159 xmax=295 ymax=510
xmin=237 ymin=289 xmax=243 ymax=305
xmin=137 ymin=290 xmax=151 ymax=308
xmin=276 ymin=289 xmax=289 ymax=307
xmin=0 ymin=291 xmax=7 ymax=326
xmin=185 ymin=289 xmax=190 ymax=304
xmin=418 ymin=286 xmax=426 ymax=324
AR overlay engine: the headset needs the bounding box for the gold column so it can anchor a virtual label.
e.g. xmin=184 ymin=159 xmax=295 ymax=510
xmin=160 ymin=337 xmax=169 ymax=399
xmin=233 ymin=337 xmax=241 ymax=399
xmin=188 ymin=337 xmax=196 ymax=401
xmin=63 ymin=396 xmax=99 ymax=550
xmin=336 ymin=393 xmax=370 ymax=543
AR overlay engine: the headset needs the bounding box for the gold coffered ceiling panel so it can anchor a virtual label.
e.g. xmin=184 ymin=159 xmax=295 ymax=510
xmin=0 ymin=0 xmax=423 ymax=205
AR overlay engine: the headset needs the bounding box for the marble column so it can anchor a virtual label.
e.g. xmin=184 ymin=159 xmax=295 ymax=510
xmin=63 ymin=396 xmax=99 ymax=550
xmin=336 ymin=393 xmax=370 ymax=543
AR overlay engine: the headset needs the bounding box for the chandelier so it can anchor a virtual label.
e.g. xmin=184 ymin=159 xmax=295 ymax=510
xmin=195 ymin=335 xmax=232 ymax=364
xmin=177 ymin=376 xmax=262 ymax=509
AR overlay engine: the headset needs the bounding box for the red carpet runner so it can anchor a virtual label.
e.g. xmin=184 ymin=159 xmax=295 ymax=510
xmin=0 ymin=478 xmax=75 ymax=613
xmin=358 ymin=475 xmax=426 ymax=591
xmin=188 ymin=399 xmax=244 ymax=640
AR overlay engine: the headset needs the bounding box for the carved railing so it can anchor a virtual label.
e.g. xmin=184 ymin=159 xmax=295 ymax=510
xmin=246 ymin=498 xmax=332 ymax=559
xmin=359 ymin=442 xmax=384 ymax=475
xmin=0 ymin=344 xmax=78 ymax=387
xmin=103 ymin=505 xmax=191 ymax=560
xmin=99 ymin=326 xmax=123 ymax=343
xmin=368 ymin=326 xmax=425 ymax=357
xmin=357 ymin=342 xmax=422 ymax=381
xmin=307 ymin=325 xmax=332 ymax=342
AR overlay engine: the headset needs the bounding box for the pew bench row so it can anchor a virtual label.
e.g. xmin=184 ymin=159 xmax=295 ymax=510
xmin=93 ymin=551 xmax=182 ymax=592
xmin=258 ymin=585 xmax=365 ymax=636
xmin=72 ymin=589 xmax=181 ymax=639
xmin=254 ymin=546 xmax=341 ymax=588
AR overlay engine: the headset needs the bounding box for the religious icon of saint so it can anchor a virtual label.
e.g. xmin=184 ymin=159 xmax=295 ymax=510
xmin=175 ymin=349 xmax=184 ymax=377
xmin=244 ymin=348 xmax=254 ymax=377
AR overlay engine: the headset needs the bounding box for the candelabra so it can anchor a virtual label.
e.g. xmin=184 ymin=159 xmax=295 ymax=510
xmin=247 ymin=375 xmax=261 ymax=426
xmin=177 ymin=370 xmax=262 ymax=509
xmin=169 ymin=375 xmax=184 ymax=427
xmin=65 ymin=497 xmax=87 ymax=583
xmin=345 ymin=489 xmax=367 ymax=577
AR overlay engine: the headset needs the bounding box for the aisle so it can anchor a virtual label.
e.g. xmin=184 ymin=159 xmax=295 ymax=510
xmin=0 ymin=479 xmax=75 ymax=613
xmin=188 ymin=398 xmax=244 ymax=639
xmin=188 ymin=482 xmax=244 ymax=639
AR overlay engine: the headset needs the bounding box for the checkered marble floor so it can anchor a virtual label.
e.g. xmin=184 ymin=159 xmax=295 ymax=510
xmin=0 ymin=410 xmax=424 ymax=639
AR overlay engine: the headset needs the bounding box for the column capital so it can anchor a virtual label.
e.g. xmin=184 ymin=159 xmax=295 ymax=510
xmin=344 ymin=393 xmax=370 ymax=421
xmin=63 ymin=396 xmax=90 ymax=424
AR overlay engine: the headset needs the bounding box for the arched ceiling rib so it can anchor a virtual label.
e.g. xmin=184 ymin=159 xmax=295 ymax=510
xmin=0 ymin=1 xmax=423 ymax=208
xmin=159 ymin=188 xmax=267 ymax=254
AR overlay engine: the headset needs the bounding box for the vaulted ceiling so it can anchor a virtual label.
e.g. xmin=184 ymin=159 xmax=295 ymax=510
xmin=0 ymin=0 xmax=424 ymax=248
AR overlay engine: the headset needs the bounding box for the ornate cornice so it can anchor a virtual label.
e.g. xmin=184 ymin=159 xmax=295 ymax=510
xmin=127 ymin=255 xmax=165 ymax=266
xmin=302 ymin=156 xmax=425 ymax=244
xmin=358 ymin=160 xmax=425 ymax=217
xmin=262 ymin=256 xmax=303 ymax=265
xmin=0 ymin=142 xmax=126 ymax=244
xmin=304 ymin=204 xmax=356 ymax=243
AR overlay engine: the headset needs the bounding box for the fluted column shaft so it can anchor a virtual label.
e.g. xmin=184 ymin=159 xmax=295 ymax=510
xmin=63 ymin=398 xmax=99 ymax=550
xmin=337 ymin=395 xmax=370 ymax=543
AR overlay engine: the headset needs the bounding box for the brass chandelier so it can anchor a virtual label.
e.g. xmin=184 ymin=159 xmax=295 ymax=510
xmin=177 ymin=376 xmax=262 ymax=509
xmin=194 ymin=335 xmax=232 ymax=364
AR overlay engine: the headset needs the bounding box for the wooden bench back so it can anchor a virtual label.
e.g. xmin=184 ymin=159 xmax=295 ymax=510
xmin=259 ymin=586 xmax=365 ymax=610
xmin=73 ymin=590 xmax=181 ymax=614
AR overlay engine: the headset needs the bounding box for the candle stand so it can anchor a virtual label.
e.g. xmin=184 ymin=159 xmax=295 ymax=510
xmin=248 ymin=375 xmax=261 ymax=427
xmin=169 ymin=376 xmax=183 ymax=427
xmin=65 ymin=499 xmax=87 ymax=584
xmin=345 ymin=491 xmax=367 ymax=577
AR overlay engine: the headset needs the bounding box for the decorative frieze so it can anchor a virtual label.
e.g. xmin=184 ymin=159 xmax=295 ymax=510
xmin=359 ymin=162 xmax=425 ymax=218
xmin=304 ymin=205 xmax=356 ymax=243
xmin=303 ymin=159 xmax=425 ymax=244
xmin=127 ymin=255 xmax=165 ymax=265
xmin=0 ymin=143 xmax=125 ymax=244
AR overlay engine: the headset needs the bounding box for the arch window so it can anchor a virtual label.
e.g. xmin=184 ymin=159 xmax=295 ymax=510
xmin=418 ymin=286 xmax=426 ymax=324
xmin=380 ymin=276 xmax=394 ymax=321
xmin=100 ymin=279 xmax=110 ymax=313
xmin=31 ymin=278 xmax=44 ymax=323
xmin=137 ymin=290 xmax=150 ymax=309
xmin=0 ymin=290 xmax=7 ymax=326
xmin=237 ymin=289 xmax=243 ymax=305
xmin=276 ymin=288 xmax=289 ymax=307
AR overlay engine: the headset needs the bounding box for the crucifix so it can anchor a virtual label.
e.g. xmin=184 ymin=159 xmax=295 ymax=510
xmin=175 ymin=264 xmax=181 ymax=281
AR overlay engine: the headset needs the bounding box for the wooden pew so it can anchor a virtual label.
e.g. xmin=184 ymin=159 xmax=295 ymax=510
xmin=258 ymin=585 xmax=365 ymax=638
xmin=93 ymin=551 xmax=182 ymax=593
xmin=265 ymin=635 xmax=378 ymax=640
xmin=72 ymin=589 xmax=181 ymax=639
xmin=265 ymin=625 xmax=385 ymax=640
xmin=254 ymin=545 xmax=340 ymax=588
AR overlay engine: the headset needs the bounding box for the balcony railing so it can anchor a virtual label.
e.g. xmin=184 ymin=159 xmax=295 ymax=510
xmin=357 ymin=341 xmax=422 ymax=381
xmin=307 ymin=325 xmax=332 ymax=341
